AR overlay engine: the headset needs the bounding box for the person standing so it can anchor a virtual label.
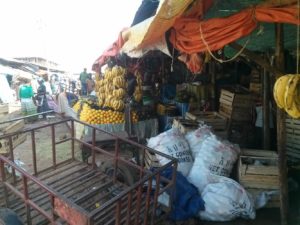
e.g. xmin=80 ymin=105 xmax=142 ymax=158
xmin=86 ymin=73 xmax=95 ymax=95
xmin=79 ymin=68 xmax=88 ymax=95
xmin=19 ymin=80 xmax=37 ymax=122
xmin=36 ymin=78 xmax=50 ymax=118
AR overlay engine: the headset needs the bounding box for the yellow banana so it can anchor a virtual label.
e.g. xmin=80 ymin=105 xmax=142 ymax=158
xmin=285 ymin=101 xmax=300 ymax=119
xmin=273 ymin=75 xmax=293 ymax=109
xmin=284 ymin=75 xmax=300 ymax=110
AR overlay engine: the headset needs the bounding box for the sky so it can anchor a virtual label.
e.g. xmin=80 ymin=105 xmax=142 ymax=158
xmin=0 ymin=0 xmax=141 ymax=73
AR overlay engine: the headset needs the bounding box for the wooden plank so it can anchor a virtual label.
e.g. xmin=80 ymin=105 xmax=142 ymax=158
xmin=241 ymin=165 xmax=278 ymax=176
xmin=239 ymin=175 xmax=279 ymax=189
xmin=2 ymin=120 xmax=25 ymax=134
xmin=286 ymin=128 xmax=300 ymax=135
xmin=241 ymin=149 xmax=278 ymax=158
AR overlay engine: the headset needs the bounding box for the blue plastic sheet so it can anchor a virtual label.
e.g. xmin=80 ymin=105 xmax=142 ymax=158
xmin=161 ymin=167 xmax=205 ymax=221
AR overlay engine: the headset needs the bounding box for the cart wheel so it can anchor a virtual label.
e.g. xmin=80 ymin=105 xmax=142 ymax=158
xmin=99 ymin=160 xmax=138 ymax=186
xmin=0 ymin=208 xmax=23 ymax=225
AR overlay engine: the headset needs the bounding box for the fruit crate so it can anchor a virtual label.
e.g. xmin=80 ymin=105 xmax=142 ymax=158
xmin=185 ymin=111 xmax=228 ymax=131
xmin=238 ymin=149 xmax=279 ymax=208
xmin=285 ymin=117 xmax=300 ymax=162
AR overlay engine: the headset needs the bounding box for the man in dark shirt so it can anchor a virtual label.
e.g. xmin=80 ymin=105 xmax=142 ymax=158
xmin=79 ymin=68 xmax=88 ymax=95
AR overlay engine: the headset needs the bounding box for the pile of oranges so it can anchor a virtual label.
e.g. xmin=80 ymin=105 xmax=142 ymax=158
xmin=79 ymin=103 xmax=139 ymax=125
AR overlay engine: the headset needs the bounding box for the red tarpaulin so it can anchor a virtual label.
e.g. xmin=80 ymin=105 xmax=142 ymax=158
xmin=92 ymin=30 xmax=126 ymax=72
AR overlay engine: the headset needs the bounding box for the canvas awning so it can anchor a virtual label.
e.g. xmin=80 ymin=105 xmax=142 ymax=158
xmin=93 ymin=0 xmax=299 ymax=73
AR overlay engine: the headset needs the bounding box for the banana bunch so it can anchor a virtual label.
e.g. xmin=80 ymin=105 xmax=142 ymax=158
xmin=274 ymin=74 xmax=300 ymax=118
xmin=111 ymin=99 xmax=125 ymax=111
xmin=133 ymin=71 xmax=143 ymax=102
xmin=112 ymin=66 xmax=126 ymax=77
xmin=94 ymin=65 xmax=128 ymax=112
xmin=113 ymin=88 xmax=126 ymax=99
xmin=113 ymin=76 xmax=126 ymax=88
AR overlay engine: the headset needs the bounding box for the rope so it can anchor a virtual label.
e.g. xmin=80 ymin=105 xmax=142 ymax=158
xmin=198 ymin=6 xmax=261 ymax=63
xmin=199 ymin=23 xmax=250 ymax=63
xmin=297 ymin=0 xmax=300 ymax=74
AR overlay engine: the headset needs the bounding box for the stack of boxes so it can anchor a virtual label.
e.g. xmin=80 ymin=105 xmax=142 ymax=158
xmin=218 ymin=86 xmax=254 ymax=147
xmin=249 ymin=69 xmax=262 ymax=95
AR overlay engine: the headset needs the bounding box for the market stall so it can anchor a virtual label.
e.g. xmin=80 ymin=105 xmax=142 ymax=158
xmin=72 ymin=64 xmax=159 ymax=140
xmin=87 ymin=0 xmax=300 ymax=224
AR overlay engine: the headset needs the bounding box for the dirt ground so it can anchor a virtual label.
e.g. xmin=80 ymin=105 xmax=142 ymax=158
xmin=2 ymin=105 xmax=300 ymax=225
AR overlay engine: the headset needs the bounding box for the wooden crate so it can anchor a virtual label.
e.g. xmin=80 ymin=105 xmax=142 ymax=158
xmin=0 ymin=120 xmax=25 ymax=136
xmin=219 ymin=103 xmax=253 ymax=121
xmin=285 ymin=117 xmax=300 ymax=162
xmin=144 ymin=149 xmax=161 ymax=169
xmin=0 ymin=133 xmax=27 ymax=154
xmin=185 ymin=111 xmax=228 ymax=131
xmin=238 ymin=149 xmax=279 ymax=190
xmin=219 ymin=86 xmax=253 ymax=108
xmin=172 ymin=118 xmax=199 ymax=134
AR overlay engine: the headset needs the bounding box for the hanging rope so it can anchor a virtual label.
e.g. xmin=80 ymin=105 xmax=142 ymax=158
xmin=199 ymin=22 xmax=250 ymax=63
xmin=297 ymin=0 xmax=299 ymax=74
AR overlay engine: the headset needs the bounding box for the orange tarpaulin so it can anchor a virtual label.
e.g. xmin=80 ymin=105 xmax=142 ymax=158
xmin=170 ymin=4 xmax=300 ymax=73
xmin=171 ymin=4 xmax=300 ymax=53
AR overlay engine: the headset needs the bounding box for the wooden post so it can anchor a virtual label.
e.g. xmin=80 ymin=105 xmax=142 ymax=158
xmin=263 ymin=59 xmax=270 ymax=150
xmin=210 ymin=60 xmax=216 ymax=111
xmin=275 ymin=23 xmax=288 ymax=225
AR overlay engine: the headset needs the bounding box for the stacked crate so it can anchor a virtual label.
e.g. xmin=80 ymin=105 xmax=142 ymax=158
xmin=285 ymin=117 xmax=300 ymax=163
xmin=249 ymin=70 xmax=262 ymax=95
xmin=218 ymin=86 xmax=254 ymax=146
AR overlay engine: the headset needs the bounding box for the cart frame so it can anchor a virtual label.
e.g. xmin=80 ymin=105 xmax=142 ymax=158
xmin=0 ymin=117 xmax=177 ymax=225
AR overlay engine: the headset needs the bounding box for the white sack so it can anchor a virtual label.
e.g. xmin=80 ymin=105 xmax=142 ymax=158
xmin=147 ymin=128 xmax=193 ymax=176
xmin=187 ymin=135 xmax=240 ymax=192
xmin=185 ymin=125 xmax=213 ymax=158
xmin=200 ymin=177 xmax=256 ymax=221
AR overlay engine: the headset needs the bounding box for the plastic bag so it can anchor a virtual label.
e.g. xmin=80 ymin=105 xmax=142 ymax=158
xmin=147 ymin=128 xmax=193 ymax=176
xmin=187 ymin=135 xmax=240 ymax=192
xmin=185 ymin=125 xmax=213 ymax=158
xmin=199 ymin=177 xmax=256 ymax=221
